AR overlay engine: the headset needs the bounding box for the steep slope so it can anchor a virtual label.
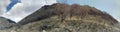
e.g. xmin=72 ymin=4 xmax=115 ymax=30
xmin=18 ymin=3 xmax=118 ymax=25
xmin=17 ymin=5 xmax=57 ymax=25
xmin=0 ymin=17 xmax=16 ymax=30
xmin=17 ymin=16 xmax=120 ymax=32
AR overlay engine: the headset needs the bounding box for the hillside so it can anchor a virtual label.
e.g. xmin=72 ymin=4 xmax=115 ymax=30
xmin=0 ymin=3 xmax=120 ymax=32
xmin=18 ymin=3 xmax=118 ymax=25
xmin=0 ymin=17 xmax=16 ymax=30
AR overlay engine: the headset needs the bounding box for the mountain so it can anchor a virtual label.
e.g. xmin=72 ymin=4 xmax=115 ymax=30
xmin=0 ymin=17 xmax=16 ymax=30
xmin=1 ymin=3 xmax=120 ymax=32
xmin=18 ymin=3 xmax=118 ymax=26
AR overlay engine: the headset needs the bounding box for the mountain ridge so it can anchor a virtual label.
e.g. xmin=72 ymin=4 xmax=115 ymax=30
xmin=18 ymin=3 xmax=118 ymax=26
xmin=0 ymin=3 xmax=119 ymax=32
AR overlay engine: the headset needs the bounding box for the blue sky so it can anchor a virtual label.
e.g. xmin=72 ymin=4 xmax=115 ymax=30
xmin=0 ymin=0 xmax=57 ymax=22
xmin=7 ymin=0 xmax=21 ymax=12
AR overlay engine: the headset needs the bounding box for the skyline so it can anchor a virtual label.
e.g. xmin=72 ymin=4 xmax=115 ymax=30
xmin=58 ymin=0 xmax=120 ymax=22
xmin=0 ymin=0 xmax=120 ymax=22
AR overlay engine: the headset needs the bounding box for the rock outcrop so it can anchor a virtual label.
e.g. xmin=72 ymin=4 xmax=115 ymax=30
xmin=0 ymin=17 xmax=16 ymax=30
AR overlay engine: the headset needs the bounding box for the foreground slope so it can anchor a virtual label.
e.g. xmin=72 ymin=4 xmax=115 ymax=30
xmin=0 ymin=17 xmax=16 ymax=30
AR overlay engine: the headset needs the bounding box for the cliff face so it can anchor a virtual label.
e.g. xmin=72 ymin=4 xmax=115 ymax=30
xmin=1 ymin=3 xmax=120 ymax=32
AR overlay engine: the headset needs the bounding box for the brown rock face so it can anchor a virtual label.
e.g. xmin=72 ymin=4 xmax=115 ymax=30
xmin=18 ymin=3 xmax=118 ymax=25
xmin=10 ymin=3 xmax=120 ymax=32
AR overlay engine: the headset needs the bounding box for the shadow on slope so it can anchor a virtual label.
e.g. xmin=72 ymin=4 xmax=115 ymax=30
xmin=0 ymin=17 xmax=16 ymax=30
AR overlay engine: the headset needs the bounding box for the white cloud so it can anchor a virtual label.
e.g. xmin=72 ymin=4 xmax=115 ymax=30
xmin=0 ymin=0 xmax=10 ymax=15
xmin=2 ymin=3 xmax=25 ymax=22
xmin=46 ymin=0 xmax=57 ymax=5
xmin=1 ymin=0 xmax=57 ymax=22
xmin=116 ymin=17 xmax=120 ymax=22
xmin=0 ymin=0 xmax=120 ymax=23
xmin=118 ymin=19 xmax=120 ymax=22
